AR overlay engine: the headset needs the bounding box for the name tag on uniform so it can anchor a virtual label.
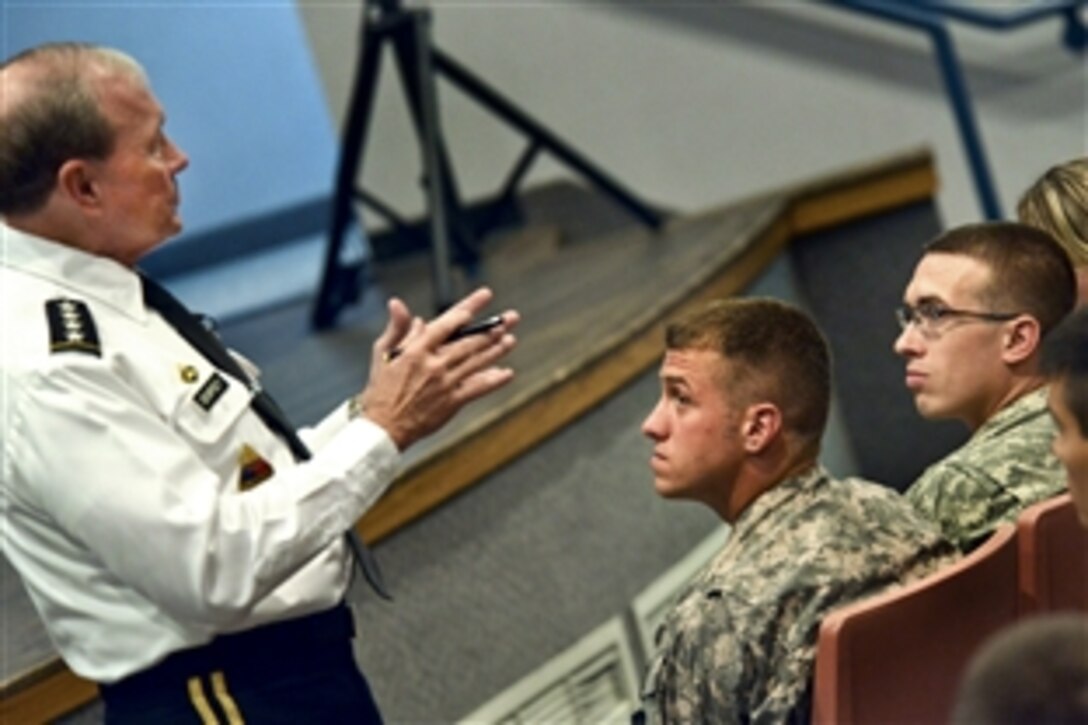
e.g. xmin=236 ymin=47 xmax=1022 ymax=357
xmin=194 ymin=372 xmax=229 ymax=412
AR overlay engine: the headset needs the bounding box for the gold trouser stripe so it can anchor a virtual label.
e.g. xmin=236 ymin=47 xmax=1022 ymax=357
xmin=211 ymin=670 xmax=246 ymax=724
xmin=186 ymin=676 xmax=220 ymax=724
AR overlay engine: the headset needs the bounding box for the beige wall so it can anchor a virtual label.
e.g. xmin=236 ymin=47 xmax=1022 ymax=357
xmin=295 ymin=1 xmax=1086 ymax=227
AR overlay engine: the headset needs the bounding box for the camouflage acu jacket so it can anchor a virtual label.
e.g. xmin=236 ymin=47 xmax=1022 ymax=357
xmin=906 ymin=387 xmax=1066 ymax=551
xmin=640 ymin=465 xmax=956 ymax=725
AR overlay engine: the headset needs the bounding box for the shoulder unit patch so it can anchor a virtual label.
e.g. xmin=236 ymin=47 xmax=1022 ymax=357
xmin=45 ymin=299 xmax=101 ymax=357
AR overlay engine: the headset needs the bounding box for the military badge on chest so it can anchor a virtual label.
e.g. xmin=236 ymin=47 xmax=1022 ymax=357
xmin=238 ymin=444 xmax=274 ymax=491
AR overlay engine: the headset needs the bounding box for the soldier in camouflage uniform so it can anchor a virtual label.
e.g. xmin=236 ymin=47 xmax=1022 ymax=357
xmin=895 ymin=222 xmax=1077 ymax=551
xmin=639 ymin=298 xmax=956 ymax=724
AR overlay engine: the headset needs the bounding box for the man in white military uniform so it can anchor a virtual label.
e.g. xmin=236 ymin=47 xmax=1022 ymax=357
xmin=0 ymin=42 xmax=518 ymax=723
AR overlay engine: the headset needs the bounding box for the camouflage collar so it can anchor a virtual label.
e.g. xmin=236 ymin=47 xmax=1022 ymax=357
xmin=972 ymin=386 xmax=1050 ymax=442
xmin=727 ymin=464 xmax=828 ymax=551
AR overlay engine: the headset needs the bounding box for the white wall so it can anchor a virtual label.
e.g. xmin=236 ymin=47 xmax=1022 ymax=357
xmin=297 ymin=1 xmax=1086 ymax=228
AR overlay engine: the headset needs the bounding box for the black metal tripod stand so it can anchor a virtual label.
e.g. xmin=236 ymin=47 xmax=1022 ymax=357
xmin=311 ymin=0 xmax=664 ymax=329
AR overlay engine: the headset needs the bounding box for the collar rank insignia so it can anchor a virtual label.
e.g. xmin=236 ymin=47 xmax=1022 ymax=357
xmin=238 ymin=444 xmax=274 ymax=491
xmin=45 ymin=299 xmax=101 ymax=357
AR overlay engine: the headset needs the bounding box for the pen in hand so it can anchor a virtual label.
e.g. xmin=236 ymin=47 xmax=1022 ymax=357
xmin=385 ymin=314 xmax=506 ymax=361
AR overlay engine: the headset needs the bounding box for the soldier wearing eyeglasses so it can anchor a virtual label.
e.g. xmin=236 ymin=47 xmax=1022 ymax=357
xmin=894 ymin=222 xmax=1076 ymax=551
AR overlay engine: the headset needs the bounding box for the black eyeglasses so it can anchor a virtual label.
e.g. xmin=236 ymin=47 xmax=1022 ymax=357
xmin=895 ymin=301 xmax=1020 ymax=333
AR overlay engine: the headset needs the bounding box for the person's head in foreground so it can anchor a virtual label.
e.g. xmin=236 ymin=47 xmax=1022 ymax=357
xmin=952 ymin=614 xmax=1088 ymax=725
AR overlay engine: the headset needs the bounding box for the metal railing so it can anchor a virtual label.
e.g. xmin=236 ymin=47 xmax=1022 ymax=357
xmin=824 ymin=0 xmax=1086 ymax=220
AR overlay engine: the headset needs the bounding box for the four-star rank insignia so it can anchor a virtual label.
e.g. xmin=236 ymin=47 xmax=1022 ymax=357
xmin=238 ymin=444 xmax=274 ymax=491
xmin=45 ymin=299 xmax=101 ymax=357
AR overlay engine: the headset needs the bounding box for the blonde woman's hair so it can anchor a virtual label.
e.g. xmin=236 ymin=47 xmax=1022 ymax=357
xmin=1017 ymin=157 xmax=1088 ymax=267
